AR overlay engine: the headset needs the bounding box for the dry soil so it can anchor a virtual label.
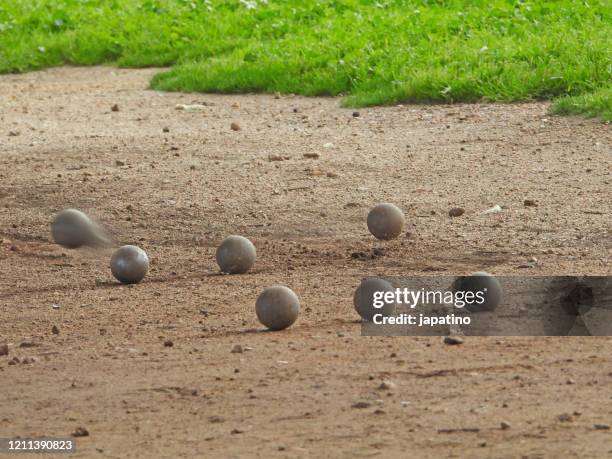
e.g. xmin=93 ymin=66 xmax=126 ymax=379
xmin=0 ymin=67 xmax=611 ymax=458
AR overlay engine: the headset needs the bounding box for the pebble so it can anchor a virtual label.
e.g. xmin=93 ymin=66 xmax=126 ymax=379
xmin=378 ymin=380 xmax=397 ymax=391
xmin=111 ymin=104 xmax=119 ymax=112
xmin=0 ymin=343 xmax=8 ymax=356
xmin=162 ymin=127 xmax=170 ymax=133
xmin=231 ymin=344 xmax=244 ymax=354
xmin=52 ymin=325 xmax=60 ymax=335
xmin=230 ymin=122 xmax=241 ymax=131
xmin=443 ymin=336 xmax=464 ymax=345
xmin=115 ymin=160 xmax=126 ymax=166
xmin=163 ymin=340 xmax=174 ymax=347
xmin=352 ymin=111 xmax=360 ymax=117
xmin=594 ymin=424 xmax=610 ymax=430
xmin=481 ymin=204 xmax=502 ymax=215
xmin=303 ymin=152 xmax=320 ymax=159
xmin=8 ymin=131 xmax=20 ymax=137
xmin=208 ymin=415 xmax=225 ymax=423
xmin=524 ymin=199 xmax=538 ymax=207
xmin=352 ymin=401 xmax=371 ymax=409
xmin=175 ymin=103 xmax=206 ymax=112
xmin=268 ymin=154 xmax=289 ymax=161
xmin=72 ymin=427 xmax=89 ymax=437
xmin=448 ymin=207 xmax=465 ymax=218
xmin=500 ymin=421 xmax=511 ymax=430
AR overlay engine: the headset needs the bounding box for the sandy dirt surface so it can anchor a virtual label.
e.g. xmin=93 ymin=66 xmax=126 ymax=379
xmin=0 ymin=66 xmax=611 ymax=458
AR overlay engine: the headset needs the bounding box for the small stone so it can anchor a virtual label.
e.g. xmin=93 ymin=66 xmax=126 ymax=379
xmin=230 ymin=122 xmax=241 ymax=131
xmin=444 ymin=336 xmax=464 ymax=345
xmin=378 ymin=380 xmax=397 ymax=391
xmin=21 ymin=357 xmax=35 ymax=364
xmin=163 ymin=340 xmax=173 ymax=347
xmin=8 ymin=357 xmax=19 ymax=365
xmin=0 ymin=343 xmax=8 ymax=356
xmin=449 ymin=207 xmax=465 ymax=218
xmin=268 ymin=154 xmax=289 ymax=161
xmin=594 ymin=424 xmax=610 ymax=430
xmin=162 ymin=127 xmax=170 ymax=133
xmin=8 ymin=131 xmax=20 ymax=137
xmin=115 ymin=160 xmax=125 ymax=166
xmin=500 ymin=421 xmax=511 ymax=430
xmin=306 ymin=167 xmax=324 ymax=176
xmin=326 ymin=172 xmax=339 ymax=178
xmin=208 ymin=415 xmax=225 ymax=423
xmin=111 ymin=104 xmax=119 ymax=112
xmin=352 ymin=111 xmax=360 ymax=117
xmin=352 ymin=401 xmax=371 ymax=409
xmin=303 ymin=152 xmax=320 ymax=159
xmin=566 ymin=379 xmax=575 ymax=385
xmin=558 ymin=413 xmax=573 ymax=422
xmin=230 ymin=428 xmax=244 ymax=435
xmin=52 ymin=325 xmax=60 ymax=335
xmin=175 ymin=103 xmax=207 ymax=112
xmin=231 ymin=344 xmax=243 ymax=354
xmin=481 ymin=204 xmax=502 ymax=215
xmin=72 ymin=427 xmax=89 ymax=437
xmin=524 ymin=199 xmax=538 ymax=207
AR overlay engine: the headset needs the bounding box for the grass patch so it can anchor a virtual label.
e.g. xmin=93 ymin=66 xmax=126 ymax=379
xmin=551 ymin=86 xmax=612 ymax=122
xmin=1 ymin=0 xmax=610 ymax=117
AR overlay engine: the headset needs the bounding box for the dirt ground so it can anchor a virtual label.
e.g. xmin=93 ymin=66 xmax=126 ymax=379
xmin=0 ymin=67 xmax=611 ymax=458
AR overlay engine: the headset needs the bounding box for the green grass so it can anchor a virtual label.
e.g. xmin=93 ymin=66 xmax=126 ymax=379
xmin=551 ymin=86 xmax=612 ymax=121
xmin=1 ymin=1 xmax=610 ymax=119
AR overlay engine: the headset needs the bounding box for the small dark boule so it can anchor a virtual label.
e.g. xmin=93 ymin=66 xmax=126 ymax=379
xmin=110 ymin=245 xmax=149 ymax=284
xmin=51 ymin=208 xmax=94 ymax=249
xmin=216 ymin=235 xmax=256 ymax=274
xmin=255 ymin=286 xmax=300 ymax=331
xmin=353 ymin=277 xmax=396 ymax=321
xmin=453 ymin=271 xmax=503 ymax=312
xmin=367 ymin=203 xmax=405 ymax=240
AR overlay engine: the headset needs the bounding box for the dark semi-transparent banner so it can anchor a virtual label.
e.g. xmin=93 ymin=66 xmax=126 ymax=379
xmin=357 ymin=275 xmax=611 ymax=336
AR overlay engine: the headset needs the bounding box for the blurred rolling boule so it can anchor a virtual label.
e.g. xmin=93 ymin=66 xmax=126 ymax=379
xmin=110 ymin=245 xmax=149 ymax=284
xmin=353 ymin=277 xmax=396 ymax=321
xmin=51 ymin=208 xmax=95 ymax=249
xmin=216 ymin=235 xmax=256 ymax=274
xmin=51 ymin=208 xmax=112 ymax=249
xmin=367 ymin=203 xmax=405 ymax=240
xmin=255 ymin=286 xmax=300 ymax=331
